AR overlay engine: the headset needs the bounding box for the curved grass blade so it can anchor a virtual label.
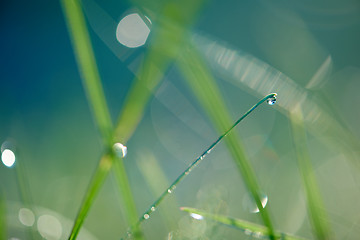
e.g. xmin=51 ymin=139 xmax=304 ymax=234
xmin=290 ymin=107 xmax=331 ymax=240
xmin=192 ymin=33 xmax=360 ymax=170
xmin=178 ymin=46 xmax=276 ymax=239
xmin=128 ymin=93 xmax=276 ymax=236
xmin=180 ymin=207 xmax=307 ymax=240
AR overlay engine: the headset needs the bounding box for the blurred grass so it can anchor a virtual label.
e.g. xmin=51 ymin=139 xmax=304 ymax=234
xmin=136 ymin=151 xmax=180 ymax=229
xmin=181 ymin=207 xmax=307 ymax=240
xmin=290 ymin=107 xmax=331 ymax=240
xmin=61 ymin=0 xmax=140 ymax=239
xmin=178 ymin=45 xmax=276 ymax=239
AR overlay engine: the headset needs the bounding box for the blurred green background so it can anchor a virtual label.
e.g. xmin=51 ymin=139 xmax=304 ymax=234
xmin=1 ymin=0 xmax=360 ymax=239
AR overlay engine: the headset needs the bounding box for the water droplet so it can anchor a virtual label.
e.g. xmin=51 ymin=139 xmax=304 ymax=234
xmin=143 ymin=214 xmax=150 ymax=220
xmin=267 ymin=94 xmax=277 ymax=105
xmin=190 ymin=213 xmax=204 ymax=220
xmin=150 ymin=206 xmax=156 ymax=212
xmin=167 ymin=189 xmax=172 ymax=193
xmin=113 ymin=143 xmax=127 ymax=158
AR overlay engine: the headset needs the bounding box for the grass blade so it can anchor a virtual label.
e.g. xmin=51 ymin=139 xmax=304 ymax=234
xmin=180 ymin=207 xmax=307 ymax=240
xmin=290 ymin=107 xmax=331 ymax=240
xmin=177 ymin=45 xmax=276 ymax=239
xmin=192 ymin=34 xmax=360 ymax=170
xmin=61 ymin=1 xmax=140 ymax=239
xmin=61 ymin=0 xmax=113 ymax=144
xmin=133 ymin=94 xmax=276 ymax=229
xmin=68 ymin=152 xmax=113 ymax=240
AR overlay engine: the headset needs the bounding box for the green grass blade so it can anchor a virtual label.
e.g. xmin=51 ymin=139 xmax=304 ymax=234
xmin=61 ymin=1 xmax=143 ymax=239
xmin=61 ymin=0 xmax=113 ymax=144
xmin=180 ymin=207 xmax=307 ymax=240
xmin=68 ymin=153 xmax=113 ymax=240
xmin=290 ymin=107 xmax=331 ymax=240
xmin=177 ymin=46 xmax=276 ymax=239
xmin=112 ymin=159 xmax=143 ymax=238
xmin=113 ymin=1 xmax=206 ymax=143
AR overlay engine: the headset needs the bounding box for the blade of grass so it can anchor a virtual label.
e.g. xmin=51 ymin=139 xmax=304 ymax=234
xmin=290 ymin=106 xmax=331 ymax=240
xmin=61 ymin=0 xmax=113 ymax=144
xmin=113 ymin=0 xmax=207 ymax=143
xmin=177 ymin=45 xmax=276 ymax=239
xmin=68 ymin=152 xmax=113 ymax=240
xmin=131 ymin=94 xmax=276 ymax=234
xmin=192 ymin=34 xmax=360 ymax=171
xmin=61 ymin=1 xmax=140 ymax=239
xmin=180 ymin=207 xmax=307 ymax=240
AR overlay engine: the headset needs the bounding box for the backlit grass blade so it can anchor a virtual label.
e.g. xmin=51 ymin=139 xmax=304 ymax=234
xmin=131 ymin=94 xmax=276 ymax=230
xmin=192 ymin=34 xmax=360 ymax=171
xmin=180 ymin=207 xmax=307 ymax=240
xmin=112 ymin=159 xmax=142 ymax=237
xmin=61 ymin=1 xmax=140 ymax=239
xmin=113 ymin=0 xmax=207 ymax=143
xmin=61 ymin=0 xmax=113 ymax=144
xmin=68 ymin=152 xmax=113 ymax=240
xmin=290 ymin=107 xmax=331 ymax=240
xmin=178 ymin=45 xmax=276 ymax=239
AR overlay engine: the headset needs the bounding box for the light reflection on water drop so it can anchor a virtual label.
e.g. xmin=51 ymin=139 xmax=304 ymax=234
xmin=150 ymin=206 xmax=156 ymax=212
xmin=1 ymin=149 xmax=15 ymax=167
xmin=190 ymin=213 xmax=204 ymax=220
xmin=267 ymin=94 xmax=277 ymax=105
xmin=143 ymin=214 xmax=150 ymax=220
xmin=113 ymin=143 xmax=127 ymax=158
xmin=243 ymin=193 xmax=268 ymax=213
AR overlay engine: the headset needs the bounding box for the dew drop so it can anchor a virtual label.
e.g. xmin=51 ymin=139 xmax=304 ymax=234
xmin=267 ymin=94 xmax=277 ymax=105
xmin=167 ymin=189 xmax=172 ymax=193
xmin=190 ymin=213 xmax=204 ymax=220
xmin=143 ymin=214 xmax=150 ymax=220
xmin=150 ymin=206 xmax=156 ymax=212
xmin=113 ymin=143 xmax=127 ymax=158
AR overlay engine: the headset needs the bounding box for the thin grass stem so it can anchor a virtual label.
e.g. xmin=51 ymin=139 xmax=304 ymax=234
xmin=181 ymin=207 xmax=307 ymax=240
xmin=130 ymin=93 xmax=276 ymax=232
xmin=178 ymin=47 xmax=276 ymax=239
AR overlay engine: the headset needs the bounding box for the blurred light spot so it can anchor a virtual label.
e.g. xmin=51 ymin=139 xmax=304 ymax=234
xmin=37 ymin=214 xmax=62 ymax=240
xmin=143 ymin=214 xmax=150 ymax=220
xmin=18 ymin=208 xmax=35 ymax=227
xmin=113 ymin=143 xmax=127 ymax=158
xmin=116 ymin=13 xmax=150 ymax=48
xmin=1 ymin=149 xmax=16 ymax=167
xmin=243 ymin=193 xmax=268 ymax=213
xmin=190 ymin=213 xmax=204 ymax=220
